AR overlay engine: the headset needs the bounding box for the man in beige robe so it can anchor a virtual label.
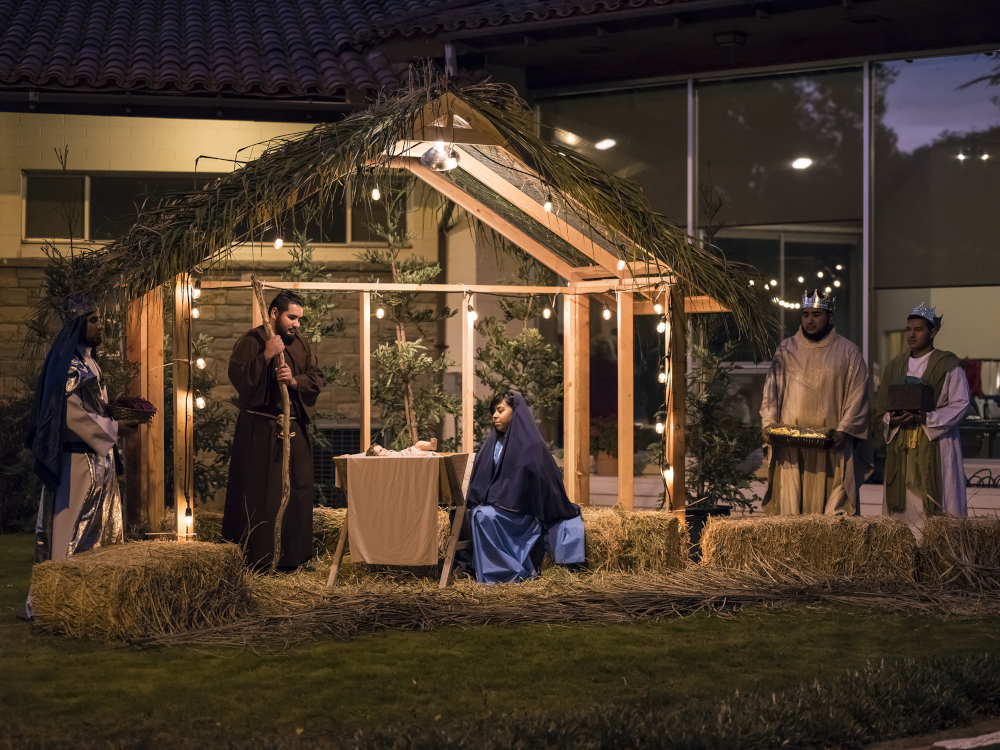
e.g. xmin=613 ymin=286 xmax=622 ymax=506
xmin=760 ymin=291 xmax=871 ymax=515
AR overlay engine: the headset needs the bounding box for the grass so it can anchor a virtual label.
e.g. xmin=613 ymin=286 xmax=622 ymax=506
xmin=3 ymin=532 xmax=1000 ymax=749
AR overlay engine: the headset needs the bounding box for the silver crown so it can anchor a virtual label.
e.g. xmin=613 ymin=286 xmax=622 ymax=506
xmin=62 ymin=293 xmax=97 ymax=322
xmin=910 ymin=302 xmax=942 ymax=329
xmin=802 ymin=289 xmax=834 ymax=312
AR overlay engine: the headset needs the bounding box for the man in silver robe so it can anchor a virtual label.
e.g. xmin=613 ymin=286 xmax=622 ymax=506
xmin=760 ymin=290 xmax=871 ymax=516
xmin=29 ymin=294 xmax=128 ymax=563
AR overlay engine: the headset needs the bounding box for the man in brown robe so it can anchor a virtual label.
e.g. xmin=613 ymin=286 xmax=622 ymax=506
xmin=760 ymin=290 xmax=871 ymax=516
xmin=223 ymin=291 xmax=324 ymax=570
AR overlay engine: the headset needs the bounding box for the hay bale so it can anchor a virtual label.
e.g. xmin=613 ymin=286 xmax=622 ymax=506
xmin=29 ymin=541 xmax=255 ymax=641
xmin=919 ymin=516 xmax=1000 ymax=587
xmin=700 ymin=515 xmax=916 ymax=582
xmin=313 ymin=507 xmax=346 ymax=555
xmin=193 ymin=510 xmax=223 ymax=543
xmin=582 ymin=506 xmax=689 ymax=573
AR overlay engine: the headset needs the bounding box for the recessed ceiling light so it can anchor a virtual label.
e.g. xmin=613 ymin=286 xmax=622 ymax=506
xmin=792 ymin=158 xmax=813 ymax=169
xmin=595 ymin=139 xmax=616 ymax=150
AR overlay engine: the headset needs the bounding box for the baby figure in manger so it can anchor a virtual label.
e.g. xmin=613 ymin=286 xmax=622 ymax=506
xmin=366 ymin=438 xmax=439 ymax=457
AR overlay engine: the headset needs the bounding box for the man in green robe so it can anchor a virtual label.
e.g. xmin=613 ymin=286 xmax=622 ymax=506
xmin=874 ymin=303 xmax=971 ymax=537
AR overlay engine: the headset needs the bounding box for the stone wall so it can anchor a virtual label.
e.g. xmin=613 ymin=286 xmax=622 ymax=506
xmin=0 ymin=262 xmax=46 ymax=400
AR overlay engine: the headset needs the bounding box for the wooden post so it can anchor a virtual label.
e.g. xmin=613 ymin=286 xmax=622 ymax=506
xmin=669 ymin=285 xmax=687 ymax=519
xmin=576 ymin=295 xmax=590 ymax=507
xmin=125 ymin=297 xmax=146 ymax=528
xmin=145 ymin=287 xmax=165 ymax=530
xmin=360 ymin=292 xmax=371 ymax=452
xmin=563 ymin=294 xmax=577 ymax=504
xmin=462 ymin=293 xmax=475 ymax=454
xmin=173 ymin=274 xmax=194 ymax=540
xmin=617 ymin=291 xmax=634 ymax=510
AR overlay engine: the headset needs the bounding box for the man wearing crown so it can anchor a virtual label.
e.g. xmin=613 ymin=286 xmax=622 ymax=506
xmin=760 ymin=290 xmax=871 ymax=515
xmin=874 ymin=304 xmax=971 ymax=536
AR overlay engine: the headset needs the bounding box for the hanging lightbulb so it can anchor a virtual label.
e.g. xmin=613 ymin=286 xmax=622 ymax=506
xmin=749 ymin=280 xmax=755 ymax=286
xmin=274 ymin=238 xmax=284 ymax=250
xmin=655 ymin=421 xmax=664 ymax=434
xmin=797 ymin=276 xmax=804 ymax=283
xmin=375 ymin=307 xmax=385 ymax=319
xmin=658 ymin=371 xmax=667 ymax=384
xmin=196 ymin=357 xmax=206 ymax=370
xmin=372 ymin=186 xmax=381 ymax=201
xmin=467 ymin=302 xmax=478 ymax=321
xmin=544 ymin=200 xmax=552 ymax=213
xmin=191 ymin=307 xmax=200 ymax=319
xmin=191 ymin=280 xmax=202 ymax=300
xmin=602 ymin=306 xmax=612 ymax=320
xmin=825 ymin=286 xmax=832 ymax=293
xmin=764 ymin=283 xmax=770 ymax=289
xmin=656 ymin=317 xmax=666 ymax=334
xmin=817 ymin=271 xmax=824 ymax=278
xmin=195 ymin=396 xmax=206 ymax=409
xmin=542 ymin=307 xmax=551 ymax=319
xmin=770 ymin=279 xmax=778 ymax=286
xmin=833 ymin=280 xmax=841 ymax=288
xmin=663 ymin=465 xmax=674 ymax=484
xmin=617 ymin=260 xmax=626 ymax=271
xmin=185 ymin=507 xmax=193 ymax=528
xmin=421 ymin=141 xmax=460 ymax=171
xmin=653 ymin=302 xmax=663 ymax=315
xmin=836 ymin=264 xmax=843 ymax=270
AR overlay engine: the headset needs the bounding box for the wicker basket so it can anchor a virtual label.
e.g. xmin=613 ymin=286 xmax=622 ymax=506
xmin=106 ymin=403 xmax=156 ymax=424
xmin=766 ymin=423 xmax=833 ymax=449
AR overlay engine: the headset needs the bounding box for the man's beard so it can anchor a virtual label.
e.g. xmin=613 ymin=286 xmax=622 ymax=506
xmin=802 ymin=324 xmax=832 ymax=342
xmin=279 ymin=328 xmax=296 ymax=345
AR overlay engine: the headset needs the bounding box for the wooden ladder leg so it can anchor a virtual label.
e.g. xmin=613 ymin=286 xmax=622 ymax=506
xmin=326 ymin=509 xmax=349 ymax=587
xmin=439 ymin=501 xmax=467 ymax=589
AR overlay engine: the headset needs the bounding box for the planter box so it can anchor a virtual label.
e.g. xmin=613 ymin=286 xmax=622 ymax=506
xmin=686 ymin=506 xmax=732 ymax=561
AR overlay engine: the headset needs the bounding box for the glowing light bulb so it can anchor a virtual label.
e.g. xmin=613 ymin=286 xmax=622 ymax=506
xmin=544 ymin=201 xmax=552 ymax=213
xmin=185 ymin=508 xmax=193 ymax=527
xmin=191 ymin=307 xmax=200 ymax=319
xmin=982 ymin=153 xmax=990 ymax=161
xmin=617 ymin=260 xmax=626 ymax=271
xmin=195 ymin=396 xmax=206 ymax=409
xmin=375 ymin=307 xmax=385 ymax=319
xmin=797 ymin=276 xmax=804 ymax=283
xmin=274 ymin=238 xmax=283 ymax=250
xmin=655 ymin=422 xmax=664 ymax=434
xmin=825 ymin=286 xmax=832 ymax=293
xmin=792 ymin=157 xmax=813 ymax=169
xmin=192 ymin=286 xmax=201 ymax=300
xmin=595 ymin=138 xmax=616 ymax=150
xmin=770 ymin=279 xmax=778 ymax=286
xmin=658 ymin=371 xmax=667 ymax=384
xmin=957 ymin=153 xmax=967 ymax=160
xmin=663 ymin=466 xmax=674 ymax=484
xmin=657 ymin=319 xmax=666 ymax=333
xmin=833 ymin=280 xmax=841 ymax=288
xmin=542 ymin=307 xmax=551 ymax=319
xmin=196 ymin=357 xmax=206 ymax=369
xmin=603 ymin=306 xmax=612 ymax=320
xmin=653 ymin=303 xmax=663 ymax=315
xmin=372 ymin=187 xmax=381 ymax=201
xmin=836 ymin=264 xmax=843 ymax=270
xmin=749 ymin=280 xmax=755 ymax=286
xmin=467 ymin=303 xmax=478 ymax=322
xmin=817 ymin=271 xmax=824 ymax=278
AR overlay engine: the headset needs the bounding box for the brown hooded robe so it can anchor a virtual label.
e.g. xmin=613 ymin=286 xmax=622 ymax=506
xmin=223 ymin=326 xmax=324 ymax=568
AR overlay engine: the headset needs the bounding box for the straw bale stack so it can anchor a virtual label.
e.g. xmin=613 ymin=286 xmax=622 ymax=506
xmin=919 ymin=516 xmax=1000 ymax=587
xmin=700 ymin=515 xmax=916 ymax=582
xmin=193 ymin=510 xmax=224 ymax=543
xmin=29 ymin=541 xmax=255 ymax=641
xmin=582 ymin=506 xmax=689 ymax=573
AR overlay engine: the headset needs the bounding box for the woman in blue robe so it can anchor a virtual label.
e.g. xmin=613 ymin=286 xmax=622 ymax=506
xmin=465 ymin=391 xmax=585 ymax=583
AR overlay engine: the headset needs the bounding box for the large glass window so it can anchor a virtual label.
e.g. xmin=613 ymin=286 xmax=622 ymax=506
xmin=90 ymin=174 xmax=221 ymax=240
xmin=538 ymin=85 xmax=687 ymax=227
xmin=24 ymin=175 xmax=86 ymax=239
xmin=699 ymin=68 xmax=865 ymax=354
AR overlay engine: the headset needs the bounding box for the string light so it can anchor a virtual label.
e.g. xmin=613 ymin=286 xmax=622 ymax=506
xmin=196 ymin=358 xmax=206 ymax=369
xmin=544 ymin=199 xmax=552 ymax=213
xmin=191 ymin=307 xmax=200 ymax=319
xmin=656 ymin=317 xmax=666 ymax=333
xmin=602 ymin=305 xmax=612 ymax=320
xmin=274 ymin=238 xmax=283 ymax=250
xmin=817 ymin=271 xmax=824 ymax=278
xmin=655 ymin=421 xmax=664 ymax=434
xmin=749 ymin=280 xmax=754 ymax=286
xmin=467 ymin=301 xmax=478 ymax=321
xmin=957 ymin=153 xmax=967 ymax=161
xmin=185 ymin=507 xmax=193 ymax=528
xmin=191 ymin=279 xmax=202 ymax=299
xmin=542 ymin=307 xmax=552 ymax=319
xmin=617 ymin=260 xmax=626 ymax=271
xmin=797 ymin=276 xmax=804 ymax=283
xmin=663 ymin=464 xmax=674 ymax=484
xmin=375 ymin=307 xmax=385 ymax=319
xmin=195 ymin=396 xmax=206 ymax=409
xmin=372 ymin=186 xmax=381 ymax=201
xmin=825 ymin=286 xmax=832 ymax=293
xmin=833 ymin=280 xmax=841 ymax=287
xmin=658 ymin=371 xmax=667 ymax=384
xmin=653 ymin=302 xmax=663 ymax=315
xmin=836 ymin=264 xmax=843 ymax=270
xmin=770 ymin=279 xmax=778 ymax=286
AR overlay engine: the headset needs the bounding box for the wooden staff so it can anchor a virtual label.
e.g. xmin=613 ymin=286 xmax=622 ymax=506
xmin=251 ymin=275 xmax=292 ymax=573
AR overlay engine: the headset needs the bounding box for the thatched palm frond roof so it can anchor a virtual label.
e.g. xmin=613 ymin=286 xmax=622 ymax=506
xmin=78 ymin=71 xmax=775 ymax=350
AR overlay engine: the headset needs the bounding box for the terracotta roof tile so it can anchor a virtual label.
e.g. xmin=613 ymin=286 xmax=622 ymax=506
xmin=0 ymin=0 xmax=408 ymax=96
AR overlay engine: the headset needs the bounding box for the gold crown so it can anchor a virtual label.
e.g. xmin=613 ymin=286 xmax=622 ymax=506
xmin=802 ymin=289 xmax=834 ymax=311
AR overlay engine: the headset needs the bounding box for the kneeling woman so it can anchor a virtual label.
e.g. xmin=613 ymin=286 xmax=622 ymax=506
xmin=466 ymin=391 xmax=584 ymax=583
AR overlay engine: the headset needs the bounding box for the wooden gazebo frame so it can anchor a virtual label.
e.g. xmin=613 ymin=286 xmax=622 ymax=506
xmin=112 ymin=85 xmax=755 ymax=540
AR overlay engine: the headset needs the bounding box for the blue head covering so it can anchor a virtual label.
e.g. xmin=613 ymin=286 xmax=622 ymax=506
xmin=27 ymin=294 xmax=98 ymax=489
xmin=466 ymin=392 xmax=580 ymax=525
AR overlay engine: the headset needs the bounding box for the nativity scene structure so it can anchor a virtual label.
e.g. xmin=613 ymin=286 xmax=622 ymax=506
xmin=53 ymin=72 xmax=775 ymax=547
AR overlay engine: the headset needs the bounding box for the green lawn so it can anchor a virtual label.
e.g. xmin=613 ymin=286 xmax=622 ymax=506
xmin=2 ymin=532 xmax=999 ymax=749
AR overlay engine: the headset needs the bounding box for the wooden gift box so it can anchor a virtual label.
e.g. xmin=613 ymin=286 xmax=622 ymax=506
xmin=888 ymin=381 xmax=934 ymax=412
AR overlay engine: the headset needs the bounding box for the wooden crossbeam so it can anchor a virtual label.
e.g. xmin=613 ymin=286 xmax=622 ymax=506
xmin=635 ymin=295 xmax=729 ymax=315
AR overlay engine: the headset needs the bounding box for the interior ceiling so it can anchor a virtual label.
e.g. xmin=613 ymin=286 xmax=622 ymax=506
xmin=381 ymin=0 xmax=1000 ymax=93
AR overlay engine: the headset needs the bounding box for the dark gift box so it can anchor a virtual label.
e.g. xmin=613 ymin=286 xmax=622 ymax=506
xmin=888 ymin=380 xmax=934 ymax=413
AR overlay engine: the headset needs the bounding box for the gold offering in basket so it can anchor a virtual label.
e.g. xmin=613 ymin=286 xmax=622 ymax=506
xmin=766 ymin=423 xmax=833 ymax=449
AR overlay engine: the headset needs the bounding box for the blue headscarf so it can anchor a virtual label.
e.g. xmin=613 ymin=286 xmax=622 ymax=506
xmin=27 ymin=294 xmax=97 ymax=489
xmin=466 ymin=392 xmax=580 ymax=525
